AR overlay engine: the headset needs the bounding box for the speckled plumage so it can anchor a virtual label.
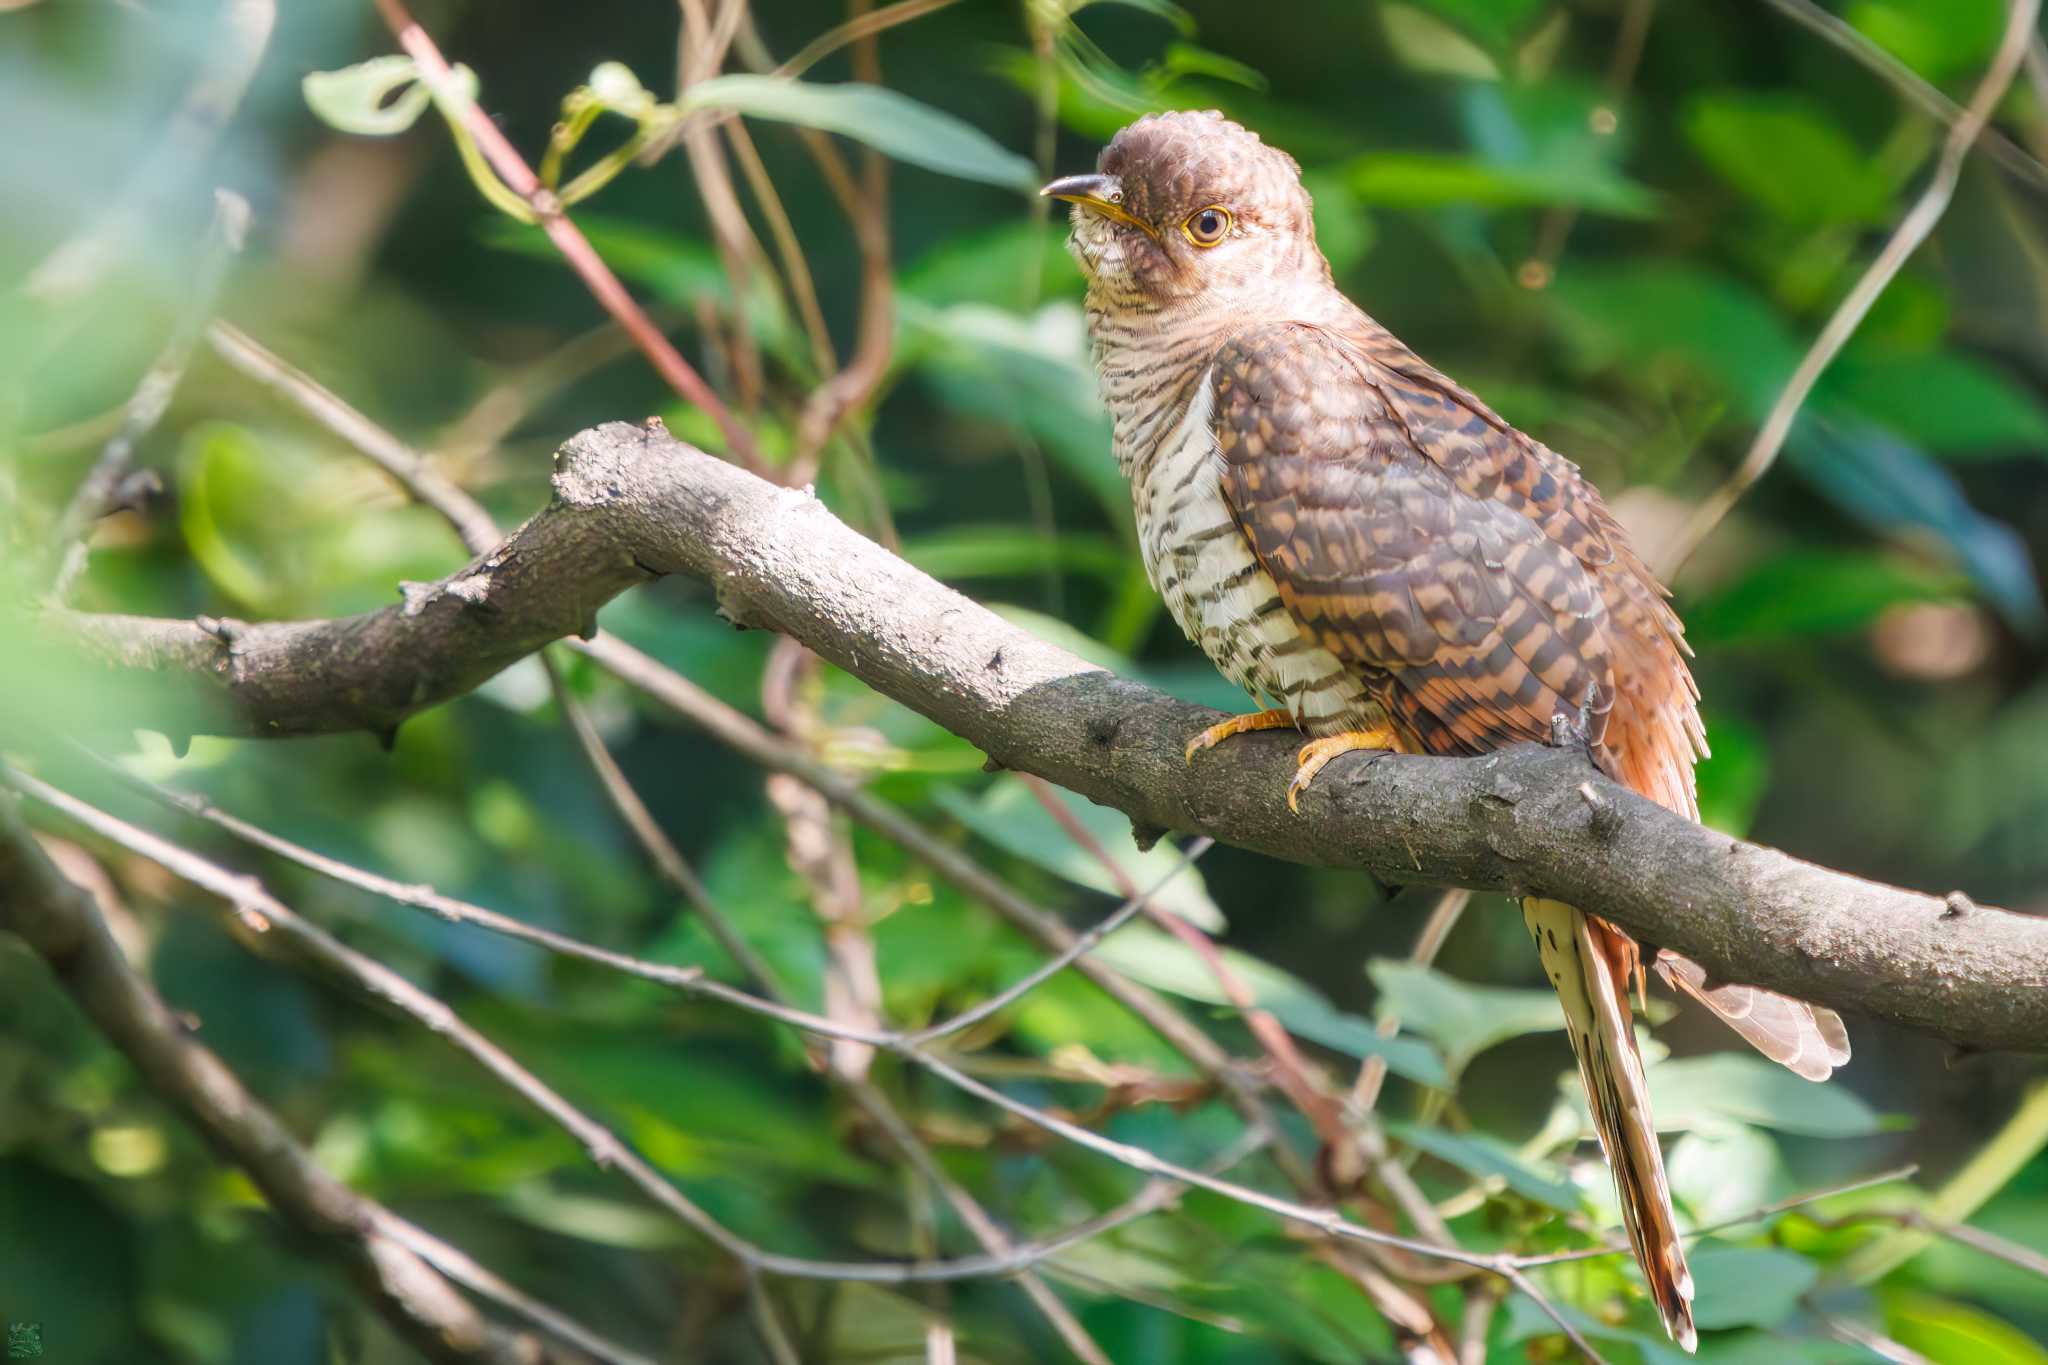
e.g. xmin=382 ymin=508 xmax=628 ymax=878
xmin=1055 ymin=110 xmax=1850 ymax=1352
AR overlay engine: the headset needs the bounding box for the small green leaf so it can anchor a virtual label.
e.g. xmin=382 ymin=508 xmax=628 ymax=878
xmin=1350 ymin=151 xmax=1658 ymax=217
xmin=586 ymin=61 xmax=654 ymax=118
xmin=1685 ymin=549 xmax=1969 ymax=646
xmin=934 ymin=777 xmax=1224 ymax=930
xmin=1847 ymin=0 xmax=2006 ymax=83
xmin=303 ymin=55 xmax=477 ymax=136
xmin=1687 ymin=1244 xmax=1818 ymax=1330
xmin=1646 ymin=1054 xmax=1886 ymax=1138
xmin=1368 ymin=961 xmax=1564 ymax=1078
xmin=1884 ymin=1291 xmax=2048 ymax=1365
xmin=1390 ymin=0 xmax=1549 ymax=58
xmin=1684 ymin=92 xmax=1891 ymax=226
xmin=1824 ymin=349 xmax=2048 ymax=456
xmin=304 ymin=56 xmax=431 ymax=135
xmin=1095 ymin=926 xmax=1449 ymax=1085
xmin=1388 ymin=1122 xmax=1581 ymax=1212
xmin=899 ymin=527 xmax=1127 ymax=585
xmin=678 ymin=76 xmax=1038 ymax=190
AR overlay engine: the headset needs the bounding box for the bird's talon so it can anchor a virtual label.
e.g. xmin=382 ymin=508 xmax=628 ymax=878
xmin=1184 ymin=708 xmax=1294 ymax=765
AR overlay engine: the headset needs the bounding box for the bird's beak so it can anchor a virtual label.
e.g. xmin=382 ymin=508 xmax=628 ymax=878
xmin=1040 ymin=173 xmax=1156 ymax=238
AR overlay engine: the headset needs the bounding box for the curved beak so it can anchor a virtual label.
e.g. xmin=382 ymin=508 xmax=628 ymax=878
xmin=1040 ymin=173 xmax=1156 ymax=238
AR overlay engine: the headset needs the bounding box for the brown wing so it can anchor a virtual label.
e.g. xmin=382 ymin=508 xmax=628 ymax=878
xmin=1212 ymin=318 xmax=1849 ymax=1077
xmin=1211 ymin=319 xmax=1627 ymax=775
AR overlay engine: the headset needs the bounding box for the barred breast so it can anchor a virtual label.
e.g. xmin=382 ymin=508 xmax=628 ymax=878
xmin=1126 ymin=368 xmax=1379 ymax=736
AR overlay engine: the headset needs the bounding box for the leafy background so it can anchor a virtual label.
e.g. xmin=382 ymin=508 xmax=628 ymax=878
xmin=4 ymin=0 xmax=2048 ymax=1361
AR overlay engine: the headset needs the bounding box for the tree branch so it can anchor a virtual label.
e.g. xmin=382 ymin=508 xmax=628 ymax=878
xmin=0 ymin=795 xmax=615 ymax=1364
xmin=41 ymin=420 xmax=2048 ymax=1052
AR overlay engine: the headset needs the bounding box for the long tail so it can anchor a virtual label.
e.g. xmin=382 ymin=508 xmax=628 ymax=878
xmin=1524 ymin=897 xmax=1697 ymax=1353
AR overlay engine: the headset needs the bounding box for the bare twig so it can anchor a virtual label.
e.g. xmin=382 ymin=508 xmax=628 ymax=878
xmin=1755 ymin=0 xmax=2048 ymax=191
xmin=1520 ymin=0 xmax=1655 ymax=290
xmin=371 ymin=0 xmax=761 ymax=470
xmin=676 ymin=0 xmax=769 ymax=412
xmin=1352 ymin=889 xmax=1469 ymax=1116
xmin=48 ymin=191 xmax=250 ymax=597
xmin=207 ymin=321 xmax=501 ymax=553
xmin=788 ymin=2 xmax=896 ymax=478
xmin=1665 ymin=0 xmax=2043 ymax=575
xmin=0 ymin=793 xmax=607 ymax=1364
xmin=774 ymin=0 xmax=960 ymax=79
xmin=543 ymin=649 xmax=790 ymax=995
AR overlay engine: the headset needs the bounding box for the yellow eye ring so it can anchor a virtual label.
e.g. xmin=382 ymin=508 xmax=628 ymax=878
xmin=1182 ymin=205 xmax=1232 ymax=247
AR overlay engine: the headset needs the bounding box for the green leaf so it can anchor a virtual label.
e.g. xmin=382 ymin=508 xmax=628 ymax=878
xmin=1547 ymin=263 xmax=1801 ymax=413
xmin=1645 ymin=1054 xmax=1886 ymax=1137
xmin=1378 ymin=3 xmax=1502 ymax=80
xmin=1788 ymin=420 xmax=2047 ymax=637
xmin=1367 ymin=961 xmax=1564 ymax=1078
xmin=1388 ymin=1122 xmax=1581 ymax=1212
xmin=1687 ymin=1244 xmax=1817 ymax=1330
xmin=1884 ymin=1291 xmax=2048 ymax=1365
xmin=899 ymin=221 xmax=1082 ymax=309
xmin=678 ymin=76 xmax=1038 ymax=191
xmin=899 ymin=527 xmax=1127 ymax=585
xmin=1685 ymin=549 xmax=1969 ymax=646
xmin=934 ymin=776 xmax=1224 ymax=930
xmin=1847 ymin=0 xmax=2006 ymax=83
xmin=1692 ymin=713 xmax=1771 ymax=838
xmin=1824 ymin=349 xmax=2048 ymax=455
xmin=1684 ymin=92 xmax=1891 ymax=226
xmin=303 ymin=55 xmax=479 ymax=136
xmin=1349 ymin=151 xmax=1658 ymax=217
xmin=304 ymin=56 xmax=431 ymax=135
xmin=1094 ymin=925 xmax=1449 ymax=1085
xmin=900 ymin=299 xmax=1128 ymax=528
xmin=1391 ymin=0 xmax=1549 ymax=57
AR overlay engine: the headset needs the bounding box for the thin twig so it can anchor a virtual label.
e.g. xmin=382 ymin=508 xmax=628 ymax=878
xmin=676 ymin=0 xmax=769 ymax=412
xmin=543 ymin=649 xmax=790 ymax=995
xmin=1352 ymin=889 xmax=1469 ymax=1116
xmin=788 ymin=1 xmax=896 ymax=478
xmin=1665 ymin=0 xmax=2043 ymax=575
xmin=774 ymin=0 xmax=959 ymax=79
xmin=1755 ymin=0 xmax=2048 ymax=191
xmin=207 ymin=321 xmax=500 ymax=553
xmin=370 ymin=1212 xmax=663 ymax=1365
xmin=1520 ymin=0 xmax=1655 ymax=290
xmin=904 ymin=835 xmax=1214 ymax=1046
xmin=48 ymin=191 xmax=250 ymax=597
xmin=371 ymin=0 xmax=761 ymax=470
xmin=1515 ymin=1162 xmax=1922 ymax=1267
xmin=10 ymin=770 xmax=758 ymax=1261
xmin=0 ymin=789 xmax=617 ymax=1364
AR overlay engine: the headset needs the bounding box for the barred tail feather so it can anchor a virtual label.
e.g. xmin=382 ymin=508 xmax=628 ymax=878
xmin=1524 ymin=896 xmax=1697 ymax=1353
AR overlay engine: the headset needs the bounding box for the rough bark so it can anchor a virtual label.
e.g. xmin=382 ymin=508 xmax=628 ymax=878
xmin=41 ymin=419 xmax=2048 ymax=1052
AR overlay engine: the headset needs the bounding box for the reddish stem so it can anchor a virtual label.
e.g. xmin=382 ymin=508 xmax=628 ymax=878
xmin=373 ymin=0 xmax=763 ymax=473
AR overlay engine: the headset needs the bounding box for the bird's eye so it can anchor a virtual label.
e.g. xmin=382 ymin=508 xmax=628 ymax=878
xmin=1182 ymin=205 xmax=1231 ymax=247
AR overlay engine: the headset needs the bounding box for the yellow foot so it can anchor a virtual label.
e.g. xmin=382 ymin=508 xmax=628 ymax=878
xmin=1185 ymin=708 xmax=1297 ymax=765
xmin=1287 ymin=727 xmax=1399 ymax=813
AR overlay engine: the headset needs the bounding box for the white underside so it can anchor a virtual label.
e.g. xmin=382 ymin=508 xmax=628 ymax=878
xmin=1132 ymin=372 xmax=1375 ymax=733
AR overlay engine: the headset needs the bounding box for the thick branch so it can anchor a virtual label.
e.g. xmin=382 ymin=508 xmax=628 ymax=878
xmin=44 ymin=420 xmax=2048 ymax=1051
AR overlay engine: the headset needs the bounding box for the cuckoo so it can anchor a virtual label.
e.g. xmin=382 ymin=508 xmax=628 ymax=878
xmin=1046 ymin=111 xmax=1850 ymax=1352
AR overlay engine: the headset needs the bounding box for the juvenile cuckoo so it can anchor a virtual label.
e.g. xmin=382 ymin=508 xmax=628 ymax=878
xmin=1047 ymin=111 xmax=1849 ymax=1351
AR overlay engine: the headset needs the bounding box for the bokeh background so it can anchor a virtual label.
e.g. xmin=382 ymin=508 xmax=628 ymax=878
xmin=4 ymin=1 xmax=2047 ymax=1361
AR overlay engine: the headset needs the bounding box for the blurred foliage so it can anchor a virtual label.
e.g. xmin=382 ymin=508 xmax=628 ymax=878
xmin=5 ymin=1 xmax=2048 ymax=1362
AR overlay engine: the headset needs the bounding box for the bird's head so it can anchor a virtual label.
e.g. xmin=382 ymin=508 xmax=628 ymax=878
xmin=1044 ymin=110 xmax=1328 ymax=311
